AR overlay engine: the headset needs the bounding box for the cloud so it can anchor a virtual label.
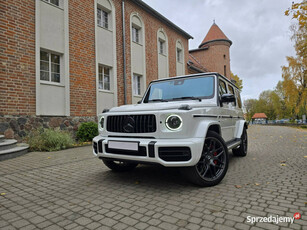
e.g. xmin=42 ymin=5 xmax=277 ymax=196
xmin=143 ymin=0 xmax=297 ymax=100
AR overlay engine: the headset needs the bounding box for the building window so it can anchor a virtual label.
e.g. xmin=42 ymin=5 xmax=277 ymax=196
xmin=224 ymin=65 xmax=226 ymax=76
xmin=159 ymin=39 xmax=165 ymax=55
xmin=177 ymin=48 xmax=182 ymax=62
xmin=42 ymin=0 xmax=59 ymax=7
xmin=132 ymin=26 xmax=140 ymax=44
xmin=97 ymin=8 xmax=109 ymax=29
xmin=40 ymin=50 xmax=60 ymax=83
xmin=223 ymin=54 xmax=226 ymax=59
xmin=133 ymin=74 xmax=142 ymax=96
xmin=98 ymin=66 xmax=111 ymax=91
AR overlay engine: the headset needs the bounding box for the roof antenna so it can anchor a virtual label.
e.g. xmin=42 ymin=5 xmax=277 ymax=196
xmin=213 ymin=19 xmax=216 ymax=24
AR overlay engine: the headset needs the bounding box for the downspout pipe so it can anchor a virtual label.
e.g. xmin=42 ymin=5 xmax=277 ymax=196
xmin=122 ymin=0 xmax=127 ymax=105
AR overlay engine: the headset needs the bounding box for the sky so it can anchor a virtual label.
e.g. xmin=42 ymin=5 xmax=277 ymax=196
xmin=143 ymin=0 xmax=297 ymax=101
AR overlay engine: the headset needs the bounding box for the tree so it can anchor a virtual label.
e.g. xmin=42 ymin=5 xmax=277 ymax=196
xmin=230 ymin=72 xmax=243 ymax=90
xmin=282 ymin=0 xmax=307 ymax=119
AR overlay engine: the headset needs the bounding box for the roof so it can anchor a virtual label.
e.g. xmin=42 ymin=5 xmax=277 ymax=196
xmin=199 ymin=22 xmax=232 ymax=48
xmin=252 ymin=113 xmax=268 ymax=119
xmin=131 ymin=0 xmax=193 ymax=39
xmin=187 ymin=53 xmax=208 ymax=73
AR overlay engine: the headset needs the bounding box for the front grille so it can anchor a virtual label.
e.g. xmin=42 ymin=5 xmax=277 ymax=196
xmin=158 ymin=147 xmax=191 ymax=162
xmin=107 ymin=115 xmax=156 ymax=133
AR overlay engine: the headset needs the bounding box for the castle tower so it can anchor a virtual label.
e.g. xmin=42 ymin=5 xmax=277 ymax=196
xmin=189 ymin=22 xmax=232 ymax=79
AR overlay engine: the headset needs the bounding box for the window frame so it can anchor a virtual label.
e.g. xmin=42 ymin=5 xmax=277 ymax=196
xmin=40 ymin=50 xmax=61 ymax=84
xmin=98 ymin=65 xmax=111 ymax=91
xmin=97 ymin=7 xmax=109 ymax=29
xmin=132 ymin=26 xmax=140 ymax=44
xmin=227 ymin=83 xmax=236 ymax=106
xmin=177 ymin=47 xmax=183 ymax=63
xmin=219 ymin=79 xmax=227 ymax=97
xmin=159 ymin=39 xmax=165 ymax=55
xmin=42 ymin=0 xmax=60 ymax=7
xmin=133 ymin=74 xmax=142 ymax=96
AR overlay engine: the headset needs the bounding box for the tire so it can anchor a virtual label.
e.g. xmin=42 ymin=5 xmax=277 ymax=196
xmin=181 ymin=131 xmax=229 ymax=187
xmin=102 ymin=159 xmax=138 ymax=172
xmin=232 ymin=127 xmax=248 ymax=157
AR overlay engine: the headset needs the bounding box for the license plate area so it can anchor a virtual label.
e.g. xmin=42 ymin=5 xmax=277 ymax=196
xmin=108 ymin=141 xmax=139 ymax=151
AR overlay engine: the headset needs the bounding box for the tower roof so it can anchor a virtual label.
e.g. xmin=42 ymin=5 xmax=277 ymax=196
xmin=199 ymin=22 xmax=232 ymax=48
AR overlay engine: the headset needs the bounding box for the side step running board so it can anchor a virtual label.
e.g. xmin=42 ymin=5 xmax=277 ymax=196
xmin=226 ymin=138 xmax=241 ymax=150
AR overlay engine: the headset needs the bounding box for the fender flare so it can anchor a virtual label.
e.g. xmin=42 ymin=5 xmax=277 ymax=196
xmin=194 ymin=120 xmax=221 ymax=139
xmin=234 ymin=120 xmax=248 ymax=139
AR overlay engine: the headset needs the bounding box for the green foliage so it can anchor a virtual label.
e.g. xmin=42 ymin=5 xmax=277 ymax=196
xmin=230 ymin=72 xmax=243 ymax=90
xmin=76 ymin=122 xmax=98 ymax=142
xmin=245 ymin=2 xmax=307 ymax=121
xmin=26 ymin=128 xmax=75 ymax=152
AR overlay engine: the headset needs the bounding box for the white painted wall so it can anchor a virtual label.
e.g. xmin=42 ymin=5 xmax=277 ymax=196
xmin=176 ymin=40 xmax=185 ymax=76
xmin=40 ymin=1 xmax=64 ymax=53
xmin=95 ymin=0 xmax=117 ymax=114
xmin=40 ymin=84 xmax=65 ymax=115
xmin=130 ymin=13 xmax=146 ymax=104
xmin=36 ymin=0 xmax=69 ymax=116
xmin=157 ymin=29 xmax=169 ymax=79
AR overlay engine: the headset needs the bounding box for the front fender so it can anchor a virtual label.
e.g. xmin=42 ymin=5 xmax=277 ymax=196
xmin=194 ymin=120 xmax=221 ymax=139
xmin=234 ymin=120 xmax=247 ymax=138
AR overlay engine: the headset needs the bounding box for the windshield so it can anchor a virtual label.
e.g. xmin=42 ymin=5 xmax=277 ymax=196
xmin=144 ymin=75 xmax=215 ymax=103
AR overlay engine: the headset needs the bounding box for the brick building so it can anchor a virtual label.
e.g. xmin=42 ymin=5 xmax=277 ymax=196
xmin=188 ymin=22 xmax=232 ymax=78
xmin=0 ymin=0 xmax=232 ymax=140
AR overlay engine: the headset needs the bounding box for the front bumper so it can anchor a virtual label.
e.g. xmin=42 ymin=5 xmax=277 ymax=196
xmin=92 ymin=135 xmax=204 ymax=167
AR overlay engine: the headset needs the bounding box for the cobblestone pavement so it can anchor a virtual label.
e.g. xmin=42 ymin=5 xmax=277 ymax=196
xmin=0 ymin=126 xmax=306 ymax=230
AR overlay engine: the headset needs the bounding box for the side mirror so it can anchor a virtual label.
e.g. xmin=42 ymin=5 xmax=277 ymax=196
xmin=137 ymin=100 xmax=142 ymax=104
xmin=220 ymin=94 xmax=236 ymax=104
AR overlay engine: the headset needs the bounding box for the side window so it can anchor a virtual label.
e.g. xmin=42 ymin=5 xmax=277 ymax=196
xmin=236 ymin=89 xmax=242 ymax=108
xmin=219 ymin=80 xmax=227 ymax=96
xmin=227 ymin=84 xmax=236 ymax=106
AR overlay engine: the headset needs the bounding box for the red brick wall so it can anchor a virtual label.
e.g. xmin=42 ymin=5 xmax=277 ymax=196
xmin=191 ymin=41 xmax=231 ymax=79
xmin=0 ymin=0 xmax=191 ymax=117
xmin=114 ymin=0 xmax=190 ymax=105
xmin=69 ymin=0 xmax=97 ymax=116
xmin=0 ymin=0 xmax=36 ymax=115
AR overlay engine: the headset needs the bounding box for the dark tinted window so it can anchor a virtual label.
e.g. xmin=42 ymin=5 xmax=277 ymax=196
xmin=219 ymin=80 xmax=227 ymax=96
xmin=227 ymin=84 xmax=236 ymax=106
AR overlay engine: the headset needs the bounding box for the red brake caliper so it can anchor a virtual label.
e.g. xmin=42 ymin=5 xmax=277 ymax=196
xmin=213 ymin=152 xmax=218 ymax=165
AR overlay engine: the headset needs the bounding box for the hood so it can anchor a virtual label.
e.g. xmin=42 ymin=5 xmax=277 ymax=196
xmin=108 ymin=100 xmax=214 ymax=113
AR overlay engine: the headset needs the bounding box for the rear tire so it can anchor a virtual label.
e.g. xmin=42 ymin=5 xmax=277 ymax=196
xmin=181 ymin=131 xmax=229 ymax=187
xmin=102 ymin=159 xmax=138 ymax=172
xmin=232 ymin=127 xmax=248 ymax=157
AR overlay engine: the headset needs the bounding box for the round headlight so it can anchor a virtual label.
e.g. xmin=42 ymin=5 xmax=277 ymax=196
xmin=165 ymin=114 xmax=182 ymax=131
xmin=99 ymin=116 xmax=104 ymax=129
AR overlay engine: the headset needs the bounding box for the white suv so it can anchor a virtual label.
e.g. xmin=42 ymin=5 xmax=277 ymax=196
xmin=93 ymin=73 xmax=248 ymax=186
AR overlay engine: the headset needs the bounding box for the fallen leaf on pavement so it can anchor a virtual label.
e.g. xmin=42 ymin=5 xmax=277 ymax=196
xmin=280 ymin=163 xmax=286 ymax=166
xmin=47 ymin=157 xmax=51 ymax=159
xmin=255 ymin=183 xmax=260 ymax=186
xmin=235 ymin=185 xmax=242 ymax=189
xmin=280 ymin=160 xmax=286 ymax=163
xmin=304 ymin=156 xmax=307 ymax=158
xmin=0 ymin=193 xmax=6 ymax=196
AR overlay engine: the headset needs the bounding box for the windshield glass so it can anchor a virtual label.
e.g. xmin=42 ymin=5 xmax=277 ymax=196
xmin=144 ymin=75 xmax=215 ymax=103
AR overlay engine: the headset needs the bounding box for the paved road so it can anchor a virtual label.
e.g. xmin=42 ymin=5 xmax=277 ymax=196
xmin=0 ymin=126 xmax=306 ymax=230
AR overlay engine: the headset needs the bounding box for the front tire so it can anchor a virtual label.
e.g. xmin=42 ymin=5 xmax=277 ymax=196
xmin=181 ymin=131 xmax=229 ymax=187
xmin=102 ymin=159 xmax=138 ymax=172
xmin=232 ymin=127 xmax=248 ymax=157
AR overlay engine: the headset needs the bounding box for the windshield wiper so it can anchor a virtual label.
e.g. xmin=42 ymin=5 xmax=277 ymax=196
xmin=148 ymin=99 xmax=169 ymax=102
xmin=170 ymin=96 xmax=202 ymax=102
